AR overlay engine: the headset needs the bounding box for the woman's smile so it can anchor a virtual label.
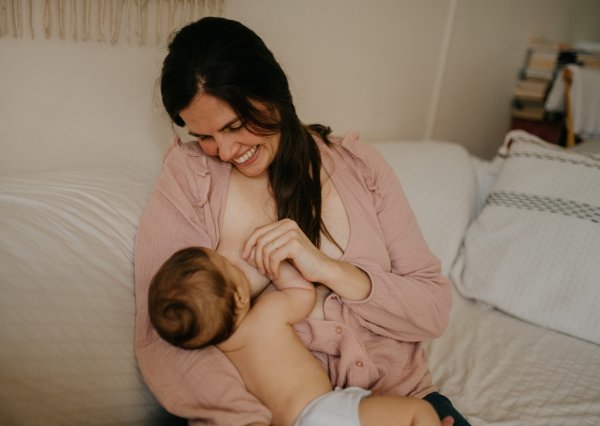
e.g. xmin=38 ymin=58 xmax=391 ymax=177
xmin=233 ymin=145 xmax=258 ymax=165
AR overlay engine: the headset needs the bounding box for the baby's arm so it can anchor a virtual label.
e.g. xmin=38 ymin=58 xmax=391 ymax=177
xmin=256 ymin=261 xmax=315 ymax=324
xmin=271 ymin=260 xmax=314 ymax=292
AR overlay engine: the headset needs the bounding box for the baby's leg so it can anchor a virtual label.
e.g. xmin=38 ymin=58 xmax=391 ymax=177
xmin=359 ymin=395 xmax=451 ymax=426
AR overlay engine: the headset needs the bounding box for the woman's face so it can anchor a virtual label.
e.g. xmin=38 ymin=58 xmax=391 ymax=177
xmin=179 ymin=93 xmax=280 ymax=179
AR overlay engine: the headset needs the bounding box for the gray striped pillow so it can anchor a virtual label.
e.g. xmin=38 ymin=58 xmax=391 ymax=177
xmin=454 ymin=130 xmax=600 ymax=344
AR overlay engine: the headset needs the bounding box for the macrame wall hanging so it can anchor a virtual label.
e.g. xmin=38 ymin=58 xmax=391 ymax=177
xmin=0 ymin=0 xmax=225 ymax=45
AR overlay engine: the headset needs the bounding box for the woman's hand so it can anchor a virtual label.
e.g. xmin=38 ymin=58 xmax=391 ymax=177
xmin=241 ymin=219 xmax=331 ymax=283
xmin=242 ymin=219 xmax=372 ymax=301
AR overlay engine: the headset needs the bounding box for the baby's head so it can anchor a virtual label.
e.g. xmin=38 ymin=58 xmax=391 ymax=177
xmin=148 ymin=247 xmax=250 ymax=350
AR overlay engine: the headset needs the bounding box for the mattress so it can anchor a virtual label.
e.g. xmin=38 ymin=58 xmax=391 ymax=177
xmin=1 ymin=141 xmax=597 ymax=425
xmin=427 ymin=258 xmax=600 ymax=426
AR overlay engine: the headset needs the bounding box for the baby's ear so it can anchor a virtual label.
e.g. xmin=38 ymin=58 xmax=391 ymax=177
xmin=234 ymin=290 xmax=249 ymax=309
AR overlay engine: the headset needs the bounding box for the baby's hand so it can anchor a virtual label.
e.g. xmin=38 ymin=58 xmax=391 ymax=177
xmin=271 ymin=260 xmax=314 ymax=292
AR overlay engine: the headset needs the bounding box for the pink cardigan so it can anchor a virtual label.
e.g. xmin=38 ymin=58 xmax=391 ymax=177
xmin=134 ymin=132 xmax=452 ymax=425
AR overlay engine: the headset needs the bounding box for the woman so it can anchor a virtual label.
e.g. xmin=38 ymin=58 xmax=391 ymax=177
xmin=134 ymin=17 xmax=468 ymax=425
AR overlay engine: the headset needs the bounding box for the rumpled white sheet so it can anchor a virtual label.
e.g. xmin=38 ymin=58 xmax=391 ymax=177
xmin=428 ymin=267 xmax=600 ymax=425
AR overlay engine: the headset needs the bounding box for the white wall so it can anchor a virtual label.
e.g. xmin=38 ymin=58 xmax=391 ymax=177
xmin=433 ymin=0 xmax=600 ymax=159
xmin=226 ymin=0 xmax=451 ymax=141
xmin=0 ymin=37 xmax=170 ymax=175
xmin=1 ymin=0 xmax=599 ymax=175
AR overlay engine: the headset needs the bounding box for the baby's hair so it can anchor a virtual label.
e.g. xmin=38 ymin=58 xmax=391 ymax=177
xmin=148 ymin=247 xmax=237 ymax=349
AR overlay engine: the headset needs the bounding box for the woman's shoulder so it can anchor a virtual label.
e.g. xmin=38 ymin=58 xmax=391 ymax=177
xmin=154 ymin=136 xmax=230 ymax=209
xmin=162 ymin=136 xmax=217 ymax=164
xmin=160 ymin=136 xmax=230 ymax=177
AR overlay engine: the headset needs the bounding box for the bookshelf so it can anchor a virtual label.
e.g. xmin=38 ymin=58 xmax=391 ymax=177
xmin=510 ymin=40 xmax=600 ymax=146
xmin=510 ymin=41 xmax=570 ymax=145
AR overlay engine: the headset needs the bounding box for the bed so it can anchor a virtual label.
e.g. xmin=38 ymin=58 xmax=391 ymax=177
xmin=1 ymin=130 xmax=599 ymax=425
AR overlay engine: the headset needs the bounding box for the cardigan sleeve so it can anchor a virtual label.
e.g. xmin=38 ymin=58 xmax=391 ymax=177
xmin=339 ymin=138 xmax=452 ymax=342
xmin=133 ymin=144 xmax=271 ymax=425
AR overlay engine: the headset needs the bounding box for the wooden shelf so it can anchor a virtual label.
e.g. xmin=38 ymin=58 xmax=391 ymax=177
xmin=510 ymin=117 xmax=564 ymax=145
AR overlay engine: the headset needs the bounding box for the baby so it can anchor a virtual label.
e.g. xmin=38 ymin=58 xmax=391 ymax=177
xmin=148 ymin=246 xmax=451 ymax=426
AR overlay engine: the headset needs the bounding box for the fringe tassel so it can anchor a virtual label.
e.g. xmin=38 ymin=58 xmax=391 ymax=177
xmin=1 ymin=0 xmax=225 ymax=45
xmin=82 ymin=0 xmax=91 ymax=41
xmin=11 ymin=0 xmax=21 ymax=38
xmin=58 ymin=0 xmax=64 ymax=39
xmin=28 ymin=0 xmax=33 ymax=38
xmin=43 ymin=0 xmax=50 ymax=39
xmin=71 ymin=0 xmax=76 ymax=40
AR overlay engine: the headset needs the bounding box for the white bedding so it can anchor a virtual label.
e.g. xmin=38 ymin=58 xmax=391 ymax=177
xmin=428 ymin=282 xmax=600 ymax=426
xmin=426 ymin=142 xmax=600 ymax=425
xmin=0 ymin=140 xmax=598 ymax=425
xmin=0 ymin=167 xmax=177 ymax=425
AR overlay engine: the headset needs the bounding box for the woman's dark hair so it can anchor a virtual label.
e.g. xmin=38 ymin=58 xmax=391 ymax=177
xmin=160 ymin=17 xmax=335 ymax=248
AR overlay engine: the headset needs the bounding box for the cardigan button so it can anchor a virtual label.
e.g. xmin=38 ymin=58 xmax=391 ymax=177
xmin=355 ymin=361 xmax=364 ymax=368
xmin=335 ymin=326 xmax=343 ymax=334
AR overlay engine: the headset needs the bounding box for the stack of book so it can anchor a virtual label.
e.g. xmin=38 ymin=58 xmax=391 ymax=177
xmin=510 ymin=40 xmax=600 ymax=145
xmin=511 ymin=78 xmax=549 ymax=121
xmin=574 ymin=41 xmax=600 ymax=69
xmin=524 ymin=48 xmax=559 ymax=80
xmin=578 ymin=53 xmax=600 ymax=69
xmin=511 ymin=41 xmax=571 ymax=121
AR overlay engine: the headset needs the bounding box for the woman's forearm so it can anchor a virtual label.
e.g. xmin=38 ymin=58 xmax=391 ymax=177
xmin=320 ymin=258 xmax=372 ymax=301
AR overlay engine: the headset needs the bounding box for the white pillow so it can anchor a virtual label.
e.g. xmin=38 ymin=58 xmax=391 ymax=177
xmin=454 ymin=130 xmax=600 ymax=344
xmin=372 ymin=141 xmax=477 ymax=274
xmin=0 ymin=166 xmax=180 ymax=425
